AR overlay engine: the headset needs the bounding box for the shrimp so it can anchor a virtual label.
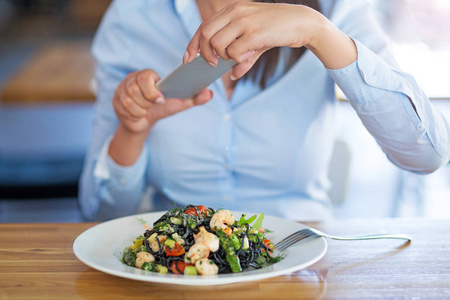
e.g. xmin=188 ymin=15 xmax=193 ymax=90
xmin=195 ymin=258 xmax=219 ymax=276
xmin=135 ymin=251 xmax=155 ymax=269
xmin=187 ymin=243 xmax=210 ymax=264
xmin=194 ymin=226 xmax=219 ymax=252
xmin=209 ymin=209 xmax=235 ymax=236
xmin=147 ymin=233 xmax=167 ymax=252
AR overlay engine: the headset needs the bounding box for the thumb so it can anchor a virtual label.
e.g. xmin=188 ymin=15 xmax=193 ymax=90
xmin=231 ymin=51 xmax=264 ymax=80
xmin=193 ymin=89 xmax=214 ymax=105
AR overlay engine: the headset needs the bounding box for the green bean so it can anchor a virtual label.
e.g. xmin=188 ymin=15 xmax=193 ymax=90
xmin=216 ymin=230 xmax=242 ymax=273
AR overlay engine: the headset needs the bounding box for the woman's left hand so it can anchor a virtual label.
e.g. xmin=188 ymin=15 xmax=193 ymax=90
xmin=184 ymin=2 xmax=357 ymax=79
xmin=184 ymin=2 xmax=322 ymax=79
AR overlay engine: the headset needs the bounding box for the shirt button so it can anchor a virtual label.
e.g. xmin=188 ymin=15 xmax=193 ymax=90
xmin=223 ymin=195 xmax=230 ymax=201
xmin=119 ymin=178 xmax=127 ymax=185
xmin=417 ymin=123 xmax=424 ymax=130
xmin=223 ymin=113 xmax=231 ymax=121
xmin=224 ymin=163 xmax=230 ymax=170
xmin=369 ymin=75 xmax=377 ymax=85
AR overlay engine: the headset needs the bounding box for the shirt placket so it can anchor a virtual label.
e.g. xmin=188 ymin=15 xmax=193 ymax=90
xmin=220 ymin=103 xmax=237 ymax=204
xmin=175 ymin=0 xmax=237 ymax=204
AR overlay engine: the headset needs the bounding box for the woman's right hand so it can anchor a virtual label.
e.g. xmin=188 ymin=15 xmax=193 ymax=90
xmin=113 ymin=69 xmax=213 ymax=135
xmin=109 ymin=69 xmax=213 ymax=166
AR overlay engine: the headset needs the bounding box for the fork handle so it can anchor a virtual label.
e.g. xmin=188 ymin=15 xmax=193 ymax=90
xmin=327 ymin=233 xmax=412 ymax=241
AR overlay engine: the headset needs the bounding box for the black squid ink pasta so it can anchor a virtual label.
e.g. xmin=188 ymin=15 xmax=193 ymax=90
xmin=122 ymin=205 xmax=282 ymax=276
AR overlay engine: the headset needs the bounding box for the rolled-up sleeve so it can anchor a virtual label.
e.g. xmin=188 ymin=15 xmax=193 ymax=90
xmin=86 ymin=135 xmax=149 ymax=220
xmin=326 ymin=0 xmax=450 ymax=174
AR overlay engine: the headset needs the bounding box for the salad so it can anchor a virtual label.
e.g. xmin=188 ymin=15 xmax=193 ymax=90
xmin=122 ymin=205 xmax=282 ymax=276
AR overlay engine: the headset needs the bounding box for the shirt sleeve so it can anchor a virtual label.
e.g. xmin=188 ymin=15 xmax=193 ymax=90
xmin=326 ymin=0 xmax=450 ymax=174
xmin=78 ymin=0 xmax=149 ymax=221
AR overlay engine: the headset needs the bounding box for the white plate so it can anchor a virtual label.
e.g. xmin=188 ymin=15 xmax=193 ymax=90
xmin=73 ymin=211 xmax=327 ymax=286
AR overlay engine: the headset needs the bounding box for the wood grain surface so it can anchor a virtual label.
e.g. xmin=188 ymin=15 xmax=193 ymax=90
xmin=1 ymin=219 xmax=449 ymax=299
xmin=1 ymin=40 xmax=95 ymax=104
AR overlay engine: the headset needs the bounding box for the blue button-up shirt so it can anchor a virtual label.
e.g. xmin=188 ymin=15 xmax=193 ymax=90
xmin=80 ymin=0 xmax=450 ymax=221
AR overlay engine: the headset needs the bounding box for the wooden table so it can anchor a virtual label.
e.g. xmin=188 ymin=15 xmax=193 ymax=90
xmin=0 ymin=40 xmax=96 ymax=104
xmin=1 ymin=219 xmax=449 ymax=299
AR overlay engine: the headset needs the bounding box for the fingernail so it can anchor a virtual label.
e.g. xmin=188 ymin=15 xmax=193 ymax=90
xmin=183 ymin=51 xmax=189 ymax=64
xmin=230 ymin=75 xmax=237 ymax=81
xmin=240 ymin=50 xmax=256 ymax=62
xmin=207 ymin=60 xmax=217 ymax=67
xmin=155 ymin=97 xmax=166 ymax=104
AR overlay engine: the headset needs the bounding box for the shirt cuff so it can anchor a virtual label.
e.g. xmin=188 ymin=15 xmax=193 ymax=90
xmin=93 ymin=135 xmax=148 ymax=188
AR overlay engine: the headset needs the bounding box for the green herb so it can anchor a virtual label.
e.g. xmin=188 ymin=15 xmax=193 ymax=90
xmin=251 ymin=213 xmax=265 ymax=231
xmin=141 ymin=262 xmax=157 ymax=272
xmin=136 ymin=217 xmax=147 ymax=225
xmin=134 ymin=245 xmax=147 ymax=253
xmin=122 ymin=247 xmax=136 ymax=266
xmin=238 ymin=214 xmax=257 ymax=226
xmin=255 ymin=253 xmax=283 ymax=268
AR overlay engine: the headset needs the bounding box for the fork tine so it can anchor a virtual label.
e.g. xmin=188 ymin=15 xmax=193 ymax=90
xmin=275 ymin=229 xmax=313 ymax=251
xmin=275 ymin=229 xmax=310 ymax=245
xmin=275 ymin=230 xmax=309 ymax=248
xmin=274 ymin=229 xmax=306 ymax=246
xmin=276 ymin=233 xmax=314 ymax=252
xmin=274 ymin=230 xmax=306 ymax=245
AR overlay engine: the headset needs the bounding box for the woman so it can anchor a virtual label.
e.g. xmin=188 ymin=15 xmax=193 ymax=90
xmin=80 ymin=0 xmax=450 ymax=221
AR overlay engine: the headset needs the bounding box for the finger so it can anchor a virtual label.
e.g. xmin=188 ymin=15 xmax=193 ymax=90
xmin=184 ymin=6 xmax=231 ymax=64
xmin=119 ymin=91 xmax=149 ymax=119
xmin=226 ymin=32 xmax=267 ymax=63
xmin=125 ymin=78 xmax=154 ymax=110
xmin=209 ymin=22 xmax=244 ymax=61
xmin=113 ymin=83 xmax=140 ymax=121
xmin=185 ymin=29 xmax=201 ymax=64
xmin=198 ymin=12 xmax=237 ymax=64
xmin=199 ymin=37 xmax=218 ymax=67
xmin=135 ymin=69 xmax=165 ymax=106
xmin=115 ymin=98 xmax=142 ymax=122
xmin=153 ymin=98 xmax=195 ymax=118
xmin=231 ymin=51 xmax=264 ymax=80
xmin=193 ymin=89 xmax=214 ymax=105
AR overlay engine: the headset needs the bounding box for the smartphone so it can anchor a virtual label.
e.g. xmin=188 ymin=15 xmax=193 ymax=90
xmin=156 ymin=55 xmax=237 ymax=99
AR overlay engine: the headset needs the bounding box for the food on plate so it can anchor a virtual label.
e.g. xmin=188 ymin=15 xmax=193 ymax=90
xmin=122 ymin=205 xmax=281 ymax=276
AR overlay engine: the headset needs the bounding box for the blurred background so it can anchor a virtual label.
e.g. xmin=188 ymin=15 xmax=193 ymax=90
xmin=0 ymin=0 xmax=449 ymax=222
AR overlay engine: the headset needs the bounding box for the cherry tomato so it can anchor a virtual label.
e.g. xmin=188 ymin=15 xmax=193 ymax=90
xmin=185 ymin=205 xmax=208 ymax=217
xmin=165 ymin=243 xmax=185 ymax=256
xmin=262 ymin=239 xmax=274 ymax=253
xmin=185 ymin=207 xmax=198 ymax=216
xmin=170 ymin=261 xmax=193 ymax=274
xmin=263 ymin=239 xmax=274 ymax=248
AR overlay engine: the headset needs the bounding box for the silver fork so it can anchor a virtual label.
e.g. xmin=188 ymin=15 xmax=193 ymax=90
xmin=274 ymin=227 xmax=412 ymax=252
